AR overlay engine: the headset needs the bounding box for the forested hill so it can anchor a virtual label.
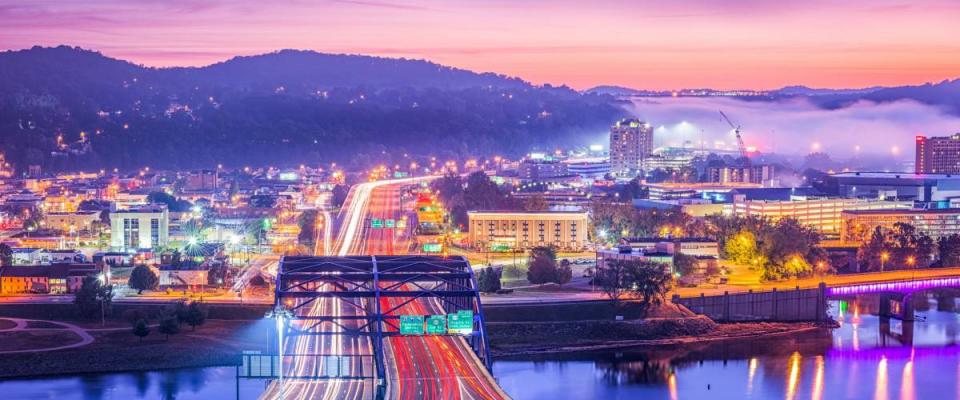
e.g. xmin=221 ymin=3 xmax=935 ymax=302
xmin=0 ymin=46 xmax=624 ymax=172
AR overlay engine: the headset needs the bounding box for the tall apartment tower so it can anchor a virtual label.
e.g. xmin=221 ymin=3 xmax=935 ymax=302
xmin=916 ymin=134 xmax=960 ymax=174
xmin=609 ymin=118 xmax=654 ymax=177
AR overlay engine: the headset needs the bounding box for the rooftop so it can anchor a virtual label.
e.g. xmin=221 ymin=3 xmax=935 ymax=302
xmin=832 ymin=171 xmax=960 ymax=180
xmin=842 ymin=208 xmax=960 ymax=215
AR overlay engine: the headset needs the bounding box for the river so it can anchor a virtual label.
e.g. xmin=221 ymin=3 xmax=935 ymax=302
xmin=2 ymin=292 xmax=959 ymax=399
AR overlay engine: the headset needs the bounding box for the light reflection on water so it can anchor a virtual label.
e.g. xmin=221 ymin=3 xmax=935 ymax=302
xmin=493 ymin=291 xmax=960 ymax=400
xmin=2 ymin=292 xmax=960 ymax=399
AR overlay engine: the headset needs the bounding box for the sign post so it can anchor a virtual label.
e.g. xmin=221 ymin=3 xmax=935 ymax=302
xmin=399 ymin=315 xmax=424 ymax=335
xmin=447 ymin=310 xmax=474 ymax=335
xmin=426 ymin=315 xmax=446 ymax=335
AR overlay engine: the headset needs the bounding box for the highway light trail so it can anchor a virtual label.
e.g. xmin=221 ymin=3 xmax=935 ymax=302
xmin=262 ymin=175 xmax=505 ymax=400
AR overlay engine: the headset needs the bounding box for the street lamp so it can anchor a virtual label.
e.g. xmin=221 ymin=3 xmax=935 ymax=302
xmin=880 ymin=251 xmax=890 ymax=272
xmin=265 ymin=305 xmax=294 ymax=388
xmin=97 ymin=273 xmax=107 ymax=327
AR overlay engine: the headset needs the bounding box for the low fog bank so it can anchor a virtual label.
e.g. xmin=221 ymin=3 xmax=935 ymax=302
xmin=623 ymin=96 xmax=960 ymax=160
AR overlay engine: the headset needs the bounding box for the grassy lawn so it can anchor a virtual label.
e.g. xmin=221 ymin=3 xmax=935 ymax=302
xmin=0 ymin=330 xmax=84 ymax=352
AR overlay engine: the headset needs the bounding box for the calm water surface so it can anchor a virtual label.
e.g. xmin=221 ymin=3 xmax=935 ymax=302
xmin=496 ymin=292 xmax=960 ymax=399
xmin=3 ymin=292 xmax=960 ymax=399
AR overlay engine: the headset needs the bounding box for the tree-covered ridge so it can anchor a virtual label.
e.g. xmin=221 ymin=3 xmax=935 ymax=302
xmin=0 ymin=46 xmax=625 ymax=172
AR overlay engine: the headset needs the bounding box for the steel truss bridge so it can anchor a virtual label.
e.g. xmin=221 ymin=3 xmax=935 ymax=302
xmin=274 ymin=254 xmax=493 ymax=399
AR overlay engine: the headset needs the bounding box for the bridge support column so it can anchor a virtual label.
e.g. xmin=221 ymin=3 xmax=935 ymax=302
xmin=900 ymin=293 xmax=915 ymax=322
xmin=879 ymin=293 xmax=893 ymax=319
xmin=816 ymin=282 xmax=827 ymax=322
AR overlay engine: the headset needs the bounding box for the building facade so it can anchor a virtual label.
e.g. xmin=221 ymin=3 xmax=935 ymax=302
xmin=609 ymin=119 xmax=654 ymax=177
xmin=729 ymin=196 xmax=912 ymax=235
xmin=110 ymin=205 xmax=170 ymax=251
xmin=707 ymin=165 xmax=774 ymax=185
xmin=518 ymin=159 xmax=569 ymax=182
xmin=916 ymin=134 xmax=960 ymax=174
xmin=841 ymin=208 xmax=960 ymax=242
xmin=467 ymin=211 xmax=589 ymax=251
xmin=832 ymin=171 xmax=960 ymax=202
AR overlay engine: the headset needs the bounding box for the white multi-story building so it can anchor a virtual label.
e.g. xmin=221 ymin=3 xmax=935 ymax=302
xmin=110 ymin=204 xmax=169 ymax=251
xmin=467 ymin=211 xmax=589 ymax=251
xmin=728 ymin=195 xmax=912 ymax=236
xmin=609 ymin=119 xmax=653 ymax=178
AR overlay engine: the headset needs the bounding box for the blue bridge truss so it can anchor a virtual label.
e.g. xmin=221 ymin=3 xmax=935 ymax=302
xmin=274 ymin=254 xmax=493 ymax=399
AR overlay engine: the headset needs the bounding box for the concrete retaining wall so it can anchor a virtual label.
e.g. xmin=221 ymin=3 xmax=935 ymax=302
xmin=674 ymin=283 xmax=827 ymax=322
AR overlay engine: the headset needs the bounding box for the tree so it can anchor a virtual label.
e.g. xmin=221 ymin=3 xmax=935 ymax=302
xmin=158 ymin=309 xmax=181 ymax=340
xmin=595 ymin=258 xmax=630 ymax=302
xmin=128 ymin=265 xmax=158 ymax=294
xmin=673 ymin=253 xmax=698 ymax=276
xmin=477 ymin=267 xmax=502 ymax=293
xmin=527 ymin=256 xmax=557 ymax=285
xmin=147 ymin=191 xmax=193 ymax=212
xmin=183 ymin=301 xmax=209 ymax=331
xmin=556 ymin=259 xmax=573 ymax=286
xmin=524 ymin=194 xmax=549 ymax=211
xmin=626 ymin=261 xmax=673 ymax=309
xmin=74 ymin=275 xmax=112 ymax=318
xmin=938 ymin=234 xmax=960 ymax=267
xmin=526 ymin=246 xmax=558 ymax=285
xmin=132 ymin=318 xmax=150 ymax=342
xmin=725 ymin=231 xmax=758 ymax=265
xmin=331 ymin=184 xmax=350 ymax=208
xmin=0 ymin=243 xmax=12 ymax=266
xmin=297 ymin=210 xmax=319 ymax=247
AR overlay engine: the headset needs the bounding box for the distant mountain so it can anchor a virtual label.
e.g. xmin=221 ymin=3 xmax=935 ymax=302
xmin=0 ymin=46 xmax=624 ymax=172
xmin=807 ymin=79 xmax=960 ymax=115
xmin=773 ymin=85 xmax=884 ymax=96
xmin=584 ymin=85 xmax=667 ymax=97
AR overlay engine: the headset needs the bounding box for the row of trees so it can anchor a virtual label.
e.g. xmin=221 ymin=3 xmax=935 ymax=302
xmin=431 ymin=171 xmax=523 ymax=229
xmin=716 ymin=216 xmax=827 ymax=280
xmin=125 ymin=301 xmax=209 ymax=342
xmin=594 ymin=259 xmax=673 ymax=308
xmin=854 ymin=222 xmax=960 ymax=271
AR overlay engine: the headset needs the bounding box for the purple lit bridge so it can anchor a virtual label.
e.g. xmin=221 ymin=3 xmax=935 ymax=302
xmin=677 ymin=274 xmax=960 ymax=323
xmin=826 ymin=277 xmax=960 ymax=296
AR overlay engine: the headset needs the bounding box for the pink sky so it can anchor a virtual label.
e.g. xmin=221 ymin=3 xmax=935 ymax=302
xmin=2 ymin=0 xmax=959 ymax=90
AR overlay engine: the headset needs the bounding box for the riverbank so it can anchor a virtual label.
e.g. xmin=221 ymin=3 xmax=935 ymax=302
xmin=489 ymin=318 xmax=824 ymax=356
xmin=0 ymin=318 xmax=268 ymax=378
xmin=486 ymin=300 xmax=829 ymax=356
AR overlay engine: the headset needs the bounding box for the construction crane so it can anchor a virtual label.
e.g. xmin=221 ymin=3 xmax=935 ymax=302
xmin=719 ymin=110 xmax=748 ymax=159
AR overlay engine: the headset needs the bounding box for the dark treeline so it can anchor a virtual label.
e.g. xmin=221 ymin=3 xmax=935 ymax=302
xmin=0 ymin=46 xmax=625 ymax=173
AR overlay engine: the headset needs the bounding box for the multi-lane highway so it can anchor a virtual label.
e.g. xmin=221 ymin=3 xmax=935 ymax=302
xmin=262 ymin=176 xmax=506 ymax=400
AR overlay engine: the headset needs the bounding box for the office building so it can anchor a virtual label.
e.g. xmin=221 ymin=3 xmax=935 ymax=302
xmin=467 ymin=211 xmax=589 ymax=251
xmin=707 ymin=165 xmax=775 ymax=185
xmin=915 ymin=134 xmax=960 ymax=174
xmin=840 ymin=208 xmax=960 ymax=242
xmin=609 ymin=118 xmax=654 ymax=177
xmin=729 ymin=195 xmax=912 ymax=235
xmin=110 ymin=204 xmax=170 ymax=251
xmin=563 ymin=157 xmax=610 ymax=179
xmin=518 ymin=159 xmax=569 ymax=182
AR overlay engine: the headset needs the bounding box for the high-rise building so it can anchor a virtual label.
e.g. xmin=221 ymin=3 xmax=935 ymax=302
xmin=708 ymin=164 xmax=775 ymax=184
xmin=609 ymin=118 xmax=653 ymax=177
xmin=915 ymin=134 xmax=960 ymax=174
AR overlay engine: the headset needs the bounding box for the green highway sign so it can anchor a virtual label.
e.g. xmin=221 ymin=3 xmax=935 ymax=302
xmin=371 ymin=218 xmax=383 ymax=229
xmin=447 ymin=310 xmax=474 ymax=335
xmin=422 ymin=243 xmax=443 ymax=253
xmin=385 ymin=219 xmax=395 ymax=228
xmin=399 ymin=315 xmax=424 ymax=335
xmin=426 ymin=315 xmax=446 ymax=335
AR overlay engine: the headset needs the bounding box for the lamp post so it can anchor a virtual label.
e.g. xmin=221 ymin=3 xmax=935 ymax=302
xmin=266 ymin=305 xmax=293 ymax=390
xmin=97 ymin=273 xmax=106 ymax=327
xmin=880 ymin=251 xmax=890 ymax=272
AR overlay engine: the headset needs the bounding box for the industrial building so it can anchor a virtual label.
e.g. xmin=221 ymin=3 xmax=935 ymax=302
xmin=832 ymin=171 xmax=960 ymax=202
